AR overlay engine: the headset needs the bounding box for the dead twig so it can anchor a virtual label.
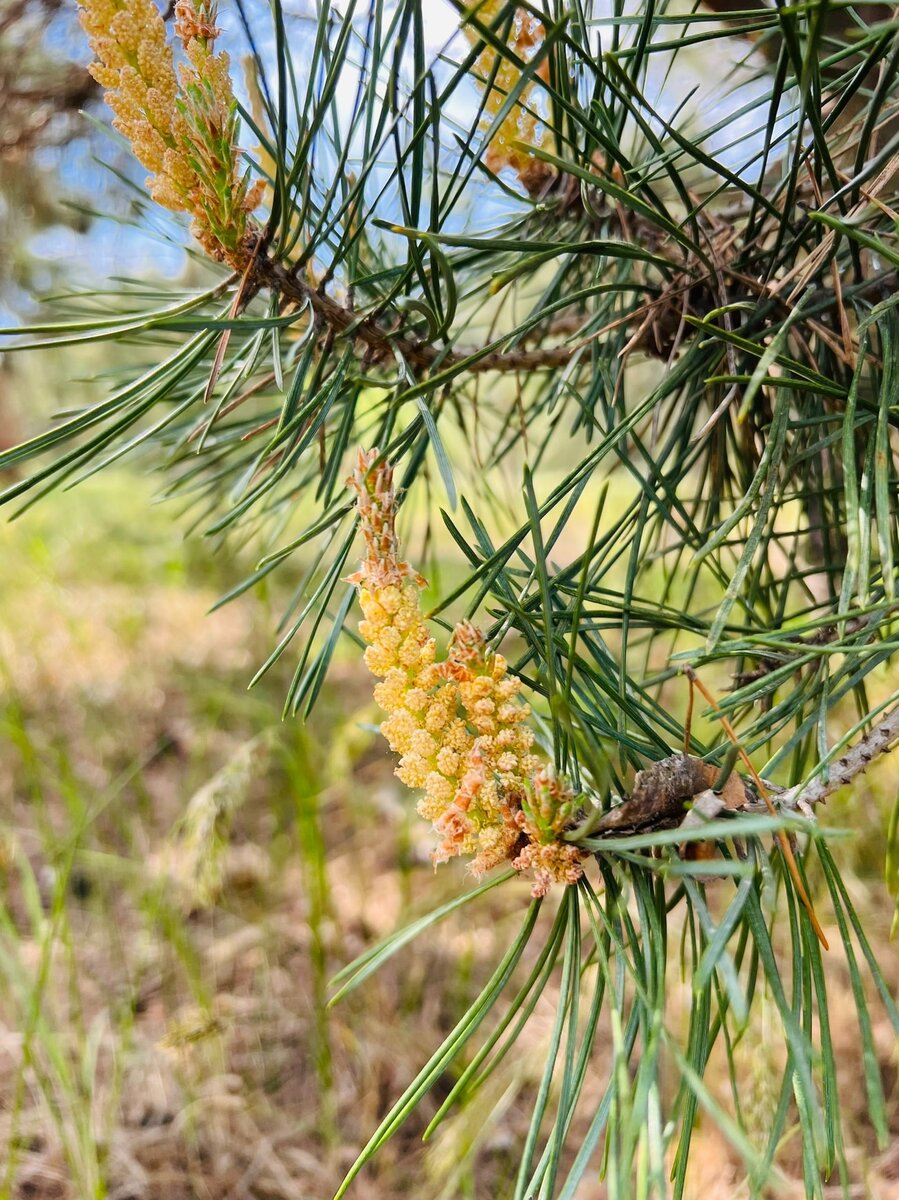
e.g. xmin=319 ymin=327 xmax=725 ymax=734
xmin=776 ymin=705 xmax=899 ymax=812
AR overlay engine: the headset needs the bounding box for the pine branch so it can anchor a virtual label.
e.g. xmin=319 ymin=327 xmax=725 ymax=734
xmin=254 ymin=245 xmax=896 ymax=383
xmin=731 ymin=611 xmax=886 ymax=689
xmin=255 ymin=254 xmax=576 ymax=374
xmin=8 ymin=2 xmax=899 ymax=1191
xmin=587 ymin=704 xmax=899 ymax=832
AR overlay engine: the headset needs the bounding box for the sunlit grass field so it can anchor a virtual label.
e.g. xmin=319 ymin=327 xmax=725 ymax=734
xmin=0 ymin=464 xmax=897 ymax=1197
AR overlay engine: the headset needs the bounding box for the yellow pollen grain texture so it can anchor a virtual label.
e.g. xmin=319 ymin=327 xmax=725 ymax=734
xmin=348 ymin=448 xmax=584 ymax=895
xmin=77 ymin=0 xmax=261 ymax=266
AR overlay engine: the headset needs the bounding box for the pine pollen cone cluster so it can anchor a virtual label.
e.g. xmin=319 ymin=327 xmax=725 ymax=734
xmin=464 ymin=1 xmax=555 ymax=195
xmin=77 ymin=0 xmax=262 ymax=267
xmin=348 ymin=450 xmax=585 ymax=898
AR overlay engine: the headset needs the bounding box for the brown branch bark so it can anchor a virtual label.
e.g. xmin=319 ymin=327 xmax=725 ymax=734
xmin=249 ymin=242 xmax=899 ymax=387
xmin=254 ymin=255 xmax=578 ymax=376
xmin=774 ymin=706 xmax=899 ymax=812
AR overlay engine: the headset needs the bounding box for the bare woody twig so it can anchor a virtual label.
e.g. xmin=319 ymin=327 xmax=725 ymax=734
xmin=255 ymin=256 xmax=577 ymax=375
xmin=777 ymin=705 xmax=899 ymax=812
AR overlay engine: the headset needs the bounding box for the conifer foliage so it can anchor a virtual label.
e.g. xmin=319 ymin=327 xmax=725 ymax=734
xmin=2 ymin=1 xmax=899 ymax=1195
